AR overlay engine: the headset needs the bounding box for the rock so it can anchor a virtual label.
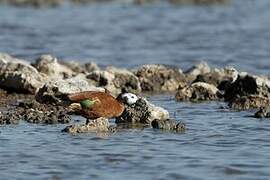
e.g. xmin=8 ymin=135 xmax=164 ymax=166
xmin=136 ymin=64 xmax=186 ymax=92
xmin=151 ymin=119 xmax=186 ymax=131
xmin=61 ymin=61 xmax=99 ymax=74
xmin=175 ymin=82 xmax=221 ymax=101
xmin=0 ymin=100 xmax=71 ymax=124
xmin=62 ymin=117 xmax=115 ymax=134
xmin=254 ymin=107 xmax=270 ymax=118
xmin=115 ymin=97 xmax=169 ymax=124
xmin=193 ymin=67 xmax=238 ymax=89
xmin=36 ymin=75 xmax=104 ymax=104
xmin=0 ymin=53 xmax=45 ymax=94
xmin=224 ymin=74 xmax=270 ymax=102
xmin=229 ymin=95 xmax=270 ymax=111
xmin=87 ymin=67 xmax=141 ymax=95
xmin=33 ymin=54 xmax=74 ymax=79
xmin=185 ymin=62 xmax=211 ymax=83
xmin=0 ymin=111 xmax=20 ymax=125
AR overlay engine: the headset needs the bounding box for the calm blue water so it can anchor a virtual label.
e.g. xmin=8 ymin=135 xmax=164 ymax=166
xmin=1 ymin=0 xmax=270 ymax=179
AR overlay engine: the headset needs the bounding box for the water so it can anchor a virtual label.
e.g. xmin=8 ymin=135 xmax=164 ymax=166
xmin=1 ymin=0 xmax=270 ymax=179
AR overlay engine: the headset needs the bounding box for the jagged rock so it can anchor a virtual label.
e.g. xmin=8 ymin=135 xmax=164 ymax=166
xmin=0 ymin=53 xmax=45 ymax=94
xmin=36 ymin=75 xmax=104 ymax=104
xmin=87 ymin=67 xmax=141 ymax=95
xmin=136 ymin=64 xmax=186 ymax=92
xmin=115 ymin=97 xmax=169 ymax=124
xmin=254 ymin=107 xmax=270 ymax=118
xmin=185 ymin=62 xmax=211 ymax=83
xmin=193 ymin=67 xmax=238 ymax=89
xmin=61 ymin=61 xmax=99 ymax=74
xmin=33 ymin=54 xmax=74 ymax=79
xmin=62 ymin=117 xmax=115 ymax=134
xmin=151 ymin=119 xmax=186 ymax=131
xmin=229 ymin=95 xmax=270 ymax=111
xmin=224 ymin=74 xmax=270 ymax=103
xmin=175 ymin=82 xmax=221 ymax=101
xmin=0 ymin=111 xmax=20 ymax=125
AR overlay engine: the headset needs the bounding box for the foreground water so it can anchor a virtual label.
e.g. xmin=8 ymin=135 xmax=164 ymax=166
xmin=1 ymin=0 xmax=270 ymax=179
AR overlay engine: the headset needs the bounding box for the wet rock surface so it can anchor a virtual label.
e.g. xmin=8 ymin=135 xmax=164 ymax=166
xmin=116 ymin=97 xmax=169 ymax=124
xmin=229 ymin=95 xmax=270 ymax=111
xmin=254 ymin=107 xmax=270 ymax=118
xmin=136 ymin=64 xmax=186 ymax=92
xmin=151 ymin=119 xmax=186 ymax=132
xmin=0 ymin=53 xmax=45 ymax=94
xmin=175 ymin=82 xmax=221 ymax=101
xmin=62 ymin=117 xmax=115 ymax=134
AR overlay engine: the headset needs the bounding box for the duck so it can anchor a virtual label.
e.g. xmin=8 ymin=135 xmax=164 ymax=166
xmin=68 ymin=90 xmax=138 ymax=120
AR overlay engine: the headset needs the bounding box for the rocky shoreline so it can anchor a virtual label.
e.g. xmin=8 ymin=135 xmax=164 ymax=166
xmin=1 ymin=53 xmax=270 ymax=134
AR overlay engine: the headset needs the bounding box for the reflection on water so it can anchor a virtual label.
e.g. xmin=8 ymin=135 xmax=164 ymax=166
xmin=1 ymin=0 xmax=270 ymax=179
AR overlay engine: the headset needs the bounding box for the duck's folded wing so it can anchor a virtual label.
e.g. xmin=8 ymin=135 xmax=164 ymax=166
xmin=68 ymin=91 xmax=100 ymax=102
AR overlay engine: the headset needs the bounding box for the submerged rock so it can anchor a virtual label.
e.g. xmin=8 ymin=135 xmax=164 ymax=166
xmin=0 ymin=53 xmax=44 ymax=94
xmin=115 ymin=97 xmax=169 ymax=124
xmin=229 ymin=95 xmax=270 ymax=111
xmin=0 ymin=0 xmax=63 ymax=7
xmin=169 ymin=0 xmax=227 ymax=5
xmin=62 ymin=117 xmax=115 ymax=134
xmin=0 ymin=112 xmax=20 ymax=125
xmin=36 ymin=75 xmax=104 ymax=104
xmin=151 ymin=119 xmax=186 ymax=131
xmin=33 ymin=54 xmax=74 ymax=79
xmin=175 ymin=82 xmax=221 ymax=101
xmin=136 ymin=64 xmax=186 ymax=92
xmin=254 ymin=107 xmax=270 ymax=118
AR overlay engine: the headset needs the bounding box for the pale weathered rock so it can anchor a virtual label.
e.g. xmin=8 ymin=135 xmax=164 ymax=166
xmin=136 ymin=64 xmax=186 ymax=92
xmin=61 ymin=61 xmax=99 ymax=74
xmin=107 ymin=66 xmax=141 ymax=93
xmin=0 ymin=53 xmax=44 ymax=94
xmin=36 ymin=75 xmax=104 ymax=104
xmin=193 ymin=67 xmax=238 ymax=88
xmin=151 ymin=119 xmax=186 ymax=131
xmin=87 ymin=67 xmax=141 ymax=95
xmin=175 ymin=82 xmax=221 ymax=101
xmin=116 ymin=97 xmax=169 ymax=124
xmin=33 ymin=54 xmax=74 ymax=79
xmin=185 ymin=62 xmax=211 ymax=83
xmin=62 ymin=117 xmax=114 ymax=134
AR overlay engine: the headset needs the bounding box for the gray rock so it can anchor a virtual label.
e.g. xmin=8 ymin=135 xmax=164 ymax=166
xmin=0 ymin=0 xmax=63 ymax=7
xmin=169 ymin=0 xmax=227 ymax=5
xmin=115 ymin=97 xmax=169 ymax=124
xmin=62 ymin=117 xmax=115 ymax=134
xmin=33 ymin=54 xmax=74 ymax=79
xmin=136 ymin=64 xmax=186 ymax=92
xmin=61 ymin=61 xmax=99 ymax=74
xmin=175 ymin=82 xmax=221 ymax=101
xmin=36 ymin=75 xmax=104 ymax=104
xmin=152 ymin=119 xmax=186 ymax=131
xmin=0 ymin=53 xmax=44 ymax=94
xmin=185 ymin=62 xmax=211 ymax=83
xmin=87 ymin=67 xmax=141 ymax=95
xmin=229 ymin=95 xmax=270 ymax=111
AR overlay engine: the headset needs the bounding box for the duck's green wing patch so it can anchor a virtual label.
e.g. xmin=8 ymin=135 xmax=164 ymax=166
xmin=80 ymin=99 xmax=97 ymax=109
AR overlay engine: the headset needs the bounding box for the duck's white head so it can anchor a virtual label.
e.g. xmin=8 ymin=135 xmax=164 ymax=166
xmin=119 ymin=93 xmax=138 ymax=105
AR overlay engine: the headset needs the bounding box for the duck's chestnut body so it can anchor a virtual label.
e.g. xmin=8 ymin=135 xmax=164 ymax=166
xmin=68 ymin=91 xmax=125 ymax=119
